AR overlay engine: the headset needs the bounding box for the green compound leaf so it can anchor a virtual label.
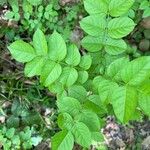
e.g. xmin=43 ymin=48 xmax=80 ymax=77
xmin=59 ymin=67 xmax=78 ymax=87
xmin=84 ymin=0 xmax=108 ymax=15
xmin=40 ymin=60 xmax=62 ymax=87
xmin=111 ymin=86 xmax=138 ymax=123
xmin=72 ymin=122 xmax=91 ymax=148
xmin=33 ymin=29 xmax=48 ymax=55
xmin=108 ymin=17 xmax=135 ymax=39
xmin=57 ymin=97 xmax=82 ymax=116
xmin=76 ymin=110 xmax=100 ymax=132
xmin=80 ymin=14 xmax=106 ymax=37
xmin=65 ymin=44 xmax=81 ymax=66
xmin=52 ymin=130 xmax=74 ymax=150
xmin=81 ymin=36 xmax=103 ymax=52
xmin=48 ymin=31 xmax=67 ymax=61
xmin=25 ymin=56 xmax=46 ymax=77
xmin=8 ymin=40 xmax=36 ymax=63
xmin=109 ymin=0 xmax=135 ymax=17
xmin=79 ymin=54 xmax=92 ymax=70
xmin=104 ymin=37 xmax=127 ymax=55
xmin=121 ymin=56 xmax=150 ymax=86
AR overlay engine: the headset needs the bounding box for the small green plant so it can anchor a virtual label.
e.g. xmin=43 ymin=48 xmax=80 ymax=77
xmin=7 ymin=0 xmax=150 ymax=150
xmin=0 ymin=126 xmax=42 ymax=150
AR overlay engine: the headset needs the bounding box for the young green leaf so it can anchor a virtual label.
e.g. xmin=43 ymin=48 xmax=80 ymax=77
xmin=24 ymin=56 xmax=46 ymax=77
xmin=77 ymin=71 xmax=89 ymax=84
xmin=111 ymin=86 xmax=138 ymax=123
xmin=57 ymin=113 xmax=74 ymax=130
xmin=72 ymin=122 xmax=91 ymax=148
xmin=80 ymin=15 xmax=106 ymax=37
xmin=33 ymin=29 xmax=48 ymax=55
xmin=121 ymin=56 xmax=150 ymax=86
xmin=79 ymin=55 xmax=92 ymax=70
xmin=76 ymin=110 xmax=100 ymax=132
xmin=108 ymin=17 xmax=135 ymax=39
xmin=106 ymin=57 xmax=129 ymax=80
xmin=81 ymin=36 xmax=103 ymax=52
xmin=57 ymin=97 xmax=81 ymax=116
xmin=68 ymin=85 xmax=87 ymax=103
xmin=104 ymin=38 xmax=127 ymax=55
xmin=48 ymin=31 xmax=67 ymax=61
xmin=109 ymin=0 xmax=135 ymax=17
xmin=65 ymin=44 xmax=81 ymax=66
xmin=40 ymin=60 xmax=62 ymax=87
xmin=52 ymin=130 xmax=74 ymax=150
xmin=8 ymin=40 xmax=36 ymax=63
xmin=84 ymin=0 xmax=108 ymax=15
xmin=59 ymin=67 xmax=78 ymax=87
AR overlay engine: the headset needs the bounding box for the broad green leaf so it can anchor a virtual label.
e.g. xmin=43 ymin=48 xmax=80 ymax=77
xmin=92 ymin=76 xmax=103 ymax=93
xmin=81 ymin=36 xmax=103 ymax=52
xmin=24 ymin=56 xmax=46 ymax=77
xmin=80 ymin=15 xmax=106 ymax=37
xmin=138 ymin=81 xmax=150 ymax=116
xmin=138 ymin=93 xmax=150 ymax=116
xmin=111 ymin=86 xmax=137 ymax=123
xmin=40 ymin=60 xmax=62 ymax=87
xmin=68 ymin=85 xmax=87 ymax=103
xmin=79 ymin=54 xmax=92 ymax=70
xmin=109 ymin=0 xmax=135 ymax=17
xmin=91 ymin=132 xmax=104 ymax=142
xmin=77 ymin=71 xmax=88 ymax=84
xmin=98 ymin=77 xmax=118 ymax=103
xmin=104 ymin=38 xmax=127 ymax=55
xmin=48 ymin=31 xmax=67 ymax=61
xmin=121 ymin=57 xmax=150 ymax=86
xmin=57 ymin=113 xmax=74 ymax=130
xmin=57 ymin=97 xmax=81 ymax=116
xmin=76 ymin=110 xmax=100 ymax=132
xmin=52 ymin=130 xmax=74 ymax=150
xmin=33 ymin=29 xmax=48 ymax=55
xmin=106 ymin=57 xmax=129 ymax=80
xmin=84 ymin=0 xmax=108 ymax=15
xmin=65 ymin=44 xmax=81 ymax=66
xmin=140 ymin=0 xmax=149 ymax=10
xmin=59 ymin=67 xmax=78 ymax=87
xmin=108 ymin=17 xmax=135 ymax=39
xmin=72 ymin=122 xmax=91 ymax=148
xmin=8 ymin=40 xmax=36 ymax=63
